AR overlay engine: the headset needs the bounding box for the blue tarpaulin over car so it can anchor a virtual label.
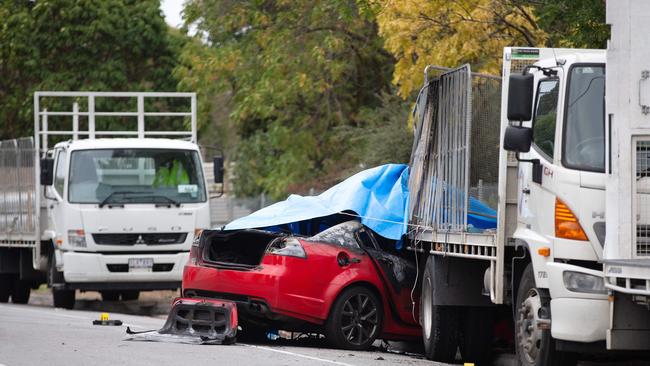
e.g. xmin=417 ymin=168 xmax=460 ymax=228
xmin=224 ymin=164 xmax=497 ymax=240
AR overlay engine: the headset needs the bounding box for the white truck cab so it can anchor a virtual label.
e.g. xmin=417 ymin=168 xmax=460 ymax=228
xmin=0 ymin=91 xmax=216 ymax=309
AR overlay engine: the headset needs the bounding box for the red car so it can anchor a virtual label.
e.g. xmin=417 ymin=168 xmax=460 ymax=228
xmin=182 ymin=220 xmax=421 ymax=349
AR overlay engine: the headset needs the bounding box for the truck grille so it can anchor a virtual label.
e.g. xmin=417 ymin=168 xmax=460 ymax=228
xmin=93 ymin=233 xmax=188 ymax=246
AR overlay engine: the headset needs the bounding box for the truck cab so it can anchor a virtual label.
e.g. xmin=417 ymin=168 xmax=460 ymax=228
xmin=0 ymin=91 xmax=216 ymax=308
xmin=46 ymin=138 xmax=210 ymax=307
xmin=503 ymin=49 xmax=611 ymax=350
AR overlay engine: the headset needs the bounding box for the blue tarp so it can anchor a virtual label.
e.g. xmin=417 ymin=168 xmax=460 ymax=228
xmin=224 ymin=164 xmax=497 ymax=240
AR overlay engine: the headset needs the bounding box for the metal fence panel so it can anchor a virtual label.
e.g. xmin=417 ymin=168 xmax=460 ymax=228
xmin=409 ymin=65 xmax=501 ymax=232
xmin=0 ymin=137 xmax=38 ymax=245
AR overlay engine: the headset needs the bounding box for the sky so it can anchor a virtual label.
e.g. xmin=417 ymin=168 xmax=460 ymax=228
xmin=160 ymin=0 xmax=184 ymax=28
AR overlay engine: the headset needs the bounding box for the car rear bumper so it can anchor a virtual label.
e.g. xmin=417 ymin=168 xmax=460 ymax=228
xmin=62 ymin=251 xmax=189 ymax=284
xmin=182 ymin=262 xmax=326 ymax=325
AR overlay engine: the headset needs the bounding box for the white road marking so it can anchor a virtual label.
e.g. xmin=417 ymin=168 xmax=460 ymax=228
xmin=243 ymin=344 xmax=358 ymax=366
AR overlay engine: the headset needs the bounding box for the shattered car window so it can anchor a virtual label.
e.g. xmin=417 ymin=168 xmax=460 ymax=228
xmin=308 ymin=221 xmax=362 ymax=249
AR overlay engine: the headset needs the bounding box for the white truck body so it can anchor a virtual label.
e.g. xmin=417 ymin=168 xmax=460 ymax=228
xmin=0 ymin=91 xmax=210 ymax=305
xmin=409 ymin=1 xmax=650 ymax=362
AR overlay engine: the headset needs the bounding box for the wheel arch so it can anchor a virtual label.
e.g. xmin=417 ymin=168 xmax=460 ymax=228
xmin=324 ymin=280 xmax=384 ymax=325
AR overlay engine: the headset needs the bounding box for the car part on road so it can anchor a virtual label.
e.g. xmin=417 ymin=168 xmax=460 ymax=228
xmin=101 ymin=290 xmax=121 ymax=301
xmin=125 ymin=297 xmax=238 ymax=345
xmin=325 ymin=286 xmax=383 ymax=350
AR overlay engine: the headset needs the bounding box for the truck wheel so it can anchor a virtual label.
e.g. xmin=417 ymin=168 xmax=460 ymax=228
xmin=101 ymin=291 xmax=120 ymax=301
xmin=11 ymin=277 xmax=31 ymax=304
xmin=48 ymin=256 xmax=75 ymax=309
xmin=52 ymin=288 xmax=75 ymax=309
xmin=460 ymin=306 xmax=494 ymax=364
xmin=420 ymin=257 xmax=459 ymax=362
xmin=515 ymin=264 xmax=576 ymax=366
xmin=325 ymin=286 xmax=383 ymax=350
xmin=121 ymin=290 xmax=140 ymax=301
xmin=0 ymin=274 xmax=13 ymax=303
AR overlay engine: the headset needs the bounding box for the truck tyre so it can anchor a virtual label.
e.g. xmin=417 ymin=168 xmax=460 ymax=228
xmin=0 ymin=274 xmax=12 ymax=303
xmin=48 ymin=255 xmax=75 ymax=309
xmin=325 ymin=286 xmax=383 ymax=350
xmin=101 ymin=291 xmax=120 ymax=301
xmin=121 ymin=290 xmax=140 ymax=301
xmin=420 ymin=257 xmax=459 ymax=362
xmin=460 ymin=306 xmax=494 ymax=364
xmin=11 ymin=277 xmax=30 ymax=304
xmin=52 ymin=288 xmax=75 ymax=309
xmin=515 ymin=263 xmax=576 ymax=366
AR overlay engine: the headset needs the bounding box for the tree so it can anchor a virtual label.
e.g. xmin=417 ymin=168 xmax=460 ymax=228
xmin=371 ymin=0 xmax=607 ymax=98
xmin=180 ymin=0 xmax=395 ymax=198
xmin=372 ymin=0 xmax=548 ymax=98
xmin=0 ymin=0 xmax=184 ymax=140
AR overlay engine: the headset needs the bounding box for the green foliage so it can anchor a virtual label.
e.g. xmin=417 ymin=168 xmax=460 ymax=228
xmin=180 ymin=0 xmax=395 ymax=198
xmin=532 ymin=0 xmax=608 ymax=49
xmin=0 ymin=0 xmax=183 ymax=139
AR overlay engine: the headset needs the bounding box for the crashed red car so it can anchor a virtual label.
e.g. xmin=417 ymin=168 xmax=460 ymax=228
xmin=182 ymin=220 xmax=421 ymax=349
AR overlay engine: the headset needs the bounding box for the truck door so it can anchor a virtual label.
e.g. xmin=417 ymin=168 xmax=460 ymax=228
xmin=49 ymin=149 xmax=67 ymax=243
xmin=518 ymin=75 xmax=563 ymax=285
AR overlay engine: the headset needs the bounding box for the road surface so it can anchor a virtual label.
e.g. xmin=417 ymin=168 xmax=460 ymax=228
xmin=0 ymin=302 xmax=440 ymax=366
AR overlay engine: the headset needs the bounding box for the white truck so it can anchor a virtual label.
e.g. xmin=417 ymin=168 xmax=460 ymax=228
xmin=0 ymin=92 xmax=217 ymax=309
xmin=408 ymin=1 xmax=650 ymax=364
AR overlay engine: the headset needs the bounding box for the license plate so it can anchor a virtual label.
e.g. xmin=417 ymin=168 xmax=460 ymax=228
xmin=128 ymin=258 xmax=154 ymax=272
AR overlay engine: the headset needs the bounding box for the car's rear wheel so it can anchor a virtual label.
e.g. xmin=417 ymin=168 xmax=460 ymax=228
xmin=325 ymin=286 xmax=382 ymax=350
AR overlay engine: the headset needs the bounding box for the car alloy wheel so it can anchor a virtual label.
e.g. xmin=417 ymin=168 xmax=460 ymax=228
xmin=325 ymin=286 xmax=383 ymax=350
xmin=340 ymin=293 xmax=379 ymax=346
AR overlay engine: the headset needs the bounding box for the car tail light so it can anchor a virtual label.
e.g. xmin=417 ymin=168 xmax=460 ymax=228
xmin=267 ymin=238 xmax=307 ymax=259
xmin=189 ymin=230 xmax=203 ymax=265
xmin=555 ymin=198 xmax=588 ymax=241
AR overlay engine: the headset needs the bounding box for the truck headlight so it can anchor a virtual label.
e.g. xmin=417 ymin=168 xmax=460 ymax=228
xmin=67 ymin=230 xmax=87 ymax=248
xmin=268 ymin=238 xmax=307 ymax=259
xmin=563 ymin=271 xmax=606 ymax=294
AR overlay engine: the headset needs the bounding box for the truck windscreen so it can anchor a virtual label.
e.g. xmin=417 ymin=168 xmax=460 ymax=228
xmin=68 ymin=149 xmax=207 ymax=204
xmin=563 ymin=65 xmax=606 ymax=172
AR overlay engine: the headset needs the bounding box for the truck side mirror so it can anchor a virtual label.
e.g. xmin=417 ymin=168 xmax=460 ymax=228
xmin=213 ymin=156 xmax=224 ymax=184
xmin=503 ymin=126 xmax=533 ymax=153
xmin=40 ymin=158 xmax=54 ymax=186
xmin=507 ymin=73 xmax=534 ymax=121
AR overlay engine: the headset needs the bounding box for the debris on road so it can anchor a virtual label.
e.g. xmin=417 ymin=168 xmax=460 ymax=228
xmin=92 ymin=312 xmax=123 ymax=326
xmin=124 ymin=298 xmax=237 ymax=345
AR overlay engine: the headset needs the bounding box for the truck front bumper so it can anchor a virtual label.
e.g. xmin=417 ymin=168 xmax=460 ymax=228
xmin=547 ymin=262 xmax=609 ymax=343
xmin=61 ymin=251 xmax=189 ymax=287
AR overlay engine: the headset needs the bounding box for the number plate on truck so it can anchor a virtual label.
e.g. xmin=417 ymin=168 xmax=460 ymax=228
xmin=128 ymin=258 xmax=154 ymax=272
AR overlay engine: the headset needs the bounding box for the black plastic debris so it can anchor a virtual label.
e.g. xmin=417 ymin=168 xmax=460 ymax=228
xmin=124 ymin=297 xmax=238 ymax=345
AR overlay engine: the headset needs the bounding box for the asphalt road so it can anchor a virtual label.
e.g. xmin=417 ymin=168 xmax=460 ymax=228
xmin=0 ymin=302 xmax=440 ymax=366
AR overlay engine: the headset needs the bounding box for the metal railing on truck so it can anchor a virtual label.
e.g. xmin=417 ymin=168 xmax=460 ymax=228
xmin=0 ymin=138 xmax=38 ymax=247
xmin=407 ymin=65 xmax=503 ymax=302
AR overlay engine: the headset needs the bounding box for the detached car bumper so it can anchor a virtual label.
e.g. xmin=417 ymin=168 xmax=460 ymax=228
xmin=62 ymin=251 xmax=189 ymax=285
